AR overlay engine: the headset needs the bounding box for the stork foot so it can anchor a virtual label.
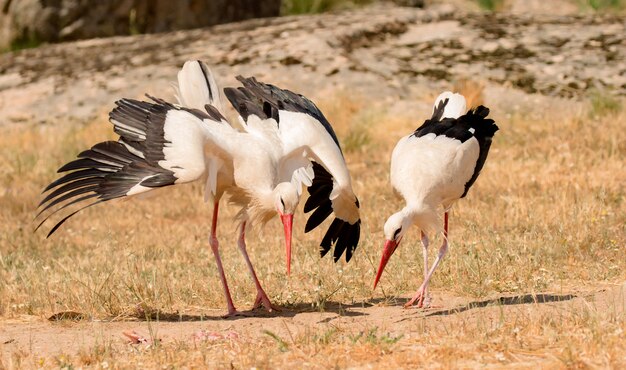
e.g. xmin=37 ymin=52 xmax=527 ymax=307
xmin=252 ymin=291 xmax=281 ymax=312
xmin=221 ymin=310 xmax=252 ymax=319
xmin=404 ymin=287 xmax=431 ymax=309
xmin=220 ymin=305 xmax=253 ymax=319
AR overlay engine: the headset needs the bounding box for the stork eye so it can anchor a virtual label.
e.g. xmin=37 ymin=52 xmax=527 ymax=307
xmin=393 ymin=227 xmax=402 ymax=241
xmin=280 ymin=198 xmax=285 ymax=209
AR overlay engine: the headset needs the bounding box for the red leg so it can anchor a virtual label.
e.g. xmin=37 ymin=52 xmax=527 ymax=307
xmin=405 ymin=212 xmax=449 ymax=308
xmin=237 ymin=222 xmax=280 ymax=312
xmin=208 ymin=201 xmax=245 ymax=317
xmin=421 ymin=231 xmax=430 ymax=306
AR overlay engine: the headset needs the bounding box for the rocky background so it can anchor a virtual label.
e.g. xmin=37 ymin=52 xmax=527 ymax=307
xmin=0 ymin=1 xmax=624 ymax=126
xmin=0 ymin=0 xmax=282 ymax=49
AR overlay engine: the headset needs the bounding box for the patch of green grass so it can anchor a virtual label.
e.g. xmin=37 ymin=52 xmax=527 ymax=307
xmin=7 ymin=35 xmax=42 ymax=53
xmin=129 ymin=8 xmax=141 ymax=35
xmin=349 ymin=327 xmax=403 ymax=346
xmin=312 ymin=327 xmax=339 ymax=345
xmin=584 ymin=0 xmax=625 ymax=11
xmin=341 ymin=107 xmax=384 ymax=153
xmin=263 ymin=330 xmax=290 ymax=352
xmin=281 ymin=0 xmax=373 ymax=15
xmin=589 ymin=89 xmax=622 ymax=118
xmin=54 ymin=354 xmax=75 ymax=369
xmin=476 ymin=0 xmax=504 ymax=11
xmin=343 ymin=128 xmax=372 ymax=153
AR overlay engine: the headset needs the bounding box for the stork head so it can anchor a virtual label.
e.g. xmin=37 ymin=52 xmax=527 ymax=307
xmin=274 ymin=182 xmax=300 ymax=276
xmin=374 ymin=211 xmax=413 ymax=289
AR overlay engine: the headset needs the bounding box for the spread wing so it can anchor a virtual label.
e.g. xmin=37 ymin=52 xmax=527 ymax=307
xmin=36 ymin=96 xmax=235 ymax=237
xmin=224 ymin=76 xmax=361 ymax=262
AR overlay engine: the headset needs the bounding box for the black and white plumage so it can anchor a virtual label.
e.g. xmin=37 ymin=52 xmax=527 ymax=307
xmin=35 ymin=97 xmax=215 ymax=235
xmin=37 ymin=61 xmax=294 ymax=317
xmin=224 ymin=76 xmax=361 ymax=263
xmin=412 ymin=98 xmax=496 ymax=199
xmin=373 ymin=91 xmax=499 ymax=308
xmin=37 ymin=61 xmax=361 ymax=316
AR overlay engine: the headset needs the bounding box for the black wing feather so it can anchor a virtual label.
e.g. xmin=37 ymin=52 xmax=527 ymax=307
xmin=57 ymin=158 xmax=119 ymax=173
xmin=38 ymin=178 xmax=103 ymax=207
xmin=304 ymin=162 xmax=361 ymax=263
xmin=304 ymin=201 xmax=333 ymax=233
xmin=34 ymin=194 xmax=100 ymax=227
xmin=413 ymin=104 xmax=499 ymax=197
xmin=458 ymin=106 xmax=499 ymax=197
xmin=37 ymin=97 xmax=192 ymax=236
xmin=224 ymin=76 xmax=342 ymax=153
xmin=45 ymin=201 xmax=103 ymax=238
xmin=320 ymin=218 xmax=343 ymax=258
xmin=43 ymin=169 xmax=106 ymax=193
xmin=303 ymin=185 xmax=332 ymax=213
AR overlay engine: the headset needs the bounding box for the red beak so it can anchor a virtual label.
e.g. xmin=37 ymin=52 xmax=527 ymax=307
xmin=280 ymin=214 xmax=294 ymax=276
xmin=373 ymin=239 xmax=398 ymax=289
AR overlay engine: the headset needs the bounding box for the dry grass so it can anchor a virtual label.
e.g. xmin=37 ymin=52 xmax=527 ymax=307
xmin=15 ymin=308 xmax=626 ymax=369
xmin=1 ymin=89 xmax=625 ymax=368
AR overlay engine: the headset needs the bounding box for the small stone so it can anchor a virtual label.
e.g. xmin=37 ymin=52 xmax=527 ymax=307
xmin=481 ymin=42 xmax=499 ymax=53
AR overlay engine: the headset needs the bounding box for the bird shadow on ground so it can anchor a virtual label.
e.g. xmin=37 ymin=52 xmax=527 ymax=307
xmin=127 ymin=300 xmax=378 ymax=322
xmin=420 ymin=292 xmax=579 ymax=318
xmin=48 ymin=294 xmax=585 ymax=323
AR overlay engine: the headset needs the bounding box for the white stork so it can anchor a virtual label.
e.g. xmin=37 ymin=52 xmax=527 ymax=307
xmin=36 ymin=61 xmax=361 ymax=317
xmin=373 ymin=92 xmax=499 ymax=308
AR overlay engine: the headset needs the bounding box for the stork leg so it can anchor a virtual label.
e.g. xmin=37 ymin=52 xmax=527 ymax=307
xmin=208 ymin=201 xmax=243 ymax=317
xmin=421 ymin=231 xmax=431 ymax=307
xmin=237 ymin=222 xmax=280 ymax=312
xmin=405 ymin=212 xmax=449 ymax=308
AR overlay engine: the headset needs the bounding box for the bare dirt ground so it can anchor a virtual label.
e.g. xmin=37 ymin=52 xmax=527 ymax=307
xmin=2 ymin=284 xmax=625 ymax=367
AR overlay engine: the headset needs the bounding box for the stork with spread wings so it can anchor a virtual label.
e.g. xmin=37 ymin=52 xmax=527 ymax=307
xmin=36 ymin=61 xmax=361 ymax=316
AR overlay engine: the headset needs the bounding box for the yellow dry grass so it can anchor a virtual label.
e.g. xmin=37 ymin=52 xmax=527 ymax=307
xmin=0 ymin=88 xmax=625 ymax=368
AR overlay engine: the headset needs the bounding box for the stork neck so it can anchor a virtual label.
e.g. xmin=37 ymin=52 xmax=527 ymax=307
xmin=243 ymin=188 xmax=277 ymax=227
xmin=259 ymin=188 xmax=277 ymax=212
xmin=404 ymin=202 xmax=440 ymax=235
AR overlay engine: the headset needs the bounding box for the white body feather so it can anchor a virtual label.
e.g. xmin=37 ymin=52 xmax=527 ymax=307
xmin=389 ymin=92 xmax=477 ymax=234
xmin=391 ymin=133 xmax=479 ymax=223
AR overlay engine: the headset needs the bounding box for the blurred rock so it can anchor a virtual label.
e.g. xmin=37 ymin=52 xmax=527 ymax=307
xmin=504 ymin=0 xmax=579 ymax=15
xmin=0 ymin=0 xmax=280 ymax=49
xmin=390 ymin=0 xmax=424 ymax=7
xmin=0 ymin=3 xmax=624 ymax=126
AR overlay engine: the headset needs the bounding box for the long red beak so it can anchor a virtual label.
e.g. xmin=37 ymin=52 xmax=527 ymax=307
xmin=373 ymin=239 xmax=398 ymax=289
xmin=280 ymin=214 xmax=294 ymax=276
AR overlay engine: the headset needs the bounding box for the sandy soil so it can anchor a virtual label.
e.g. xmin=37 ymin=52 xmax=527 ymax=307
xmin=1 ymin=283 xmax=623 ymax=361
